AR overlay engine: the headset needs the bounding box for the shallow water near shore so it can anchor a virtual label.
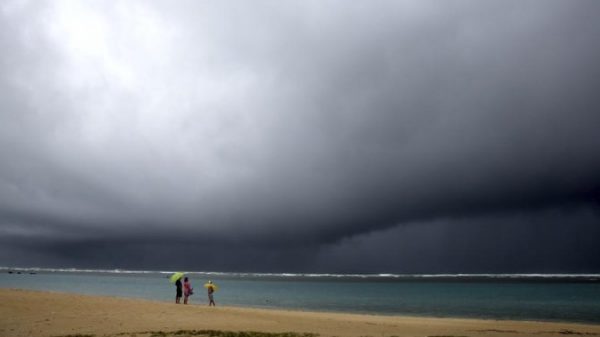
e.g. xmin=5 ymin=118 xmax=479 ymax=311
xmin=1 ymin=268 xmax=599 ymax=324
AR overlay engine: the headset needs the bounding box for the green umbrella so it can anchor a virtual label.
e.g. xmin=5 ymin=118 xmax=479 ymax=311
xmin=169 ymin=272 xmax=184 ymax=283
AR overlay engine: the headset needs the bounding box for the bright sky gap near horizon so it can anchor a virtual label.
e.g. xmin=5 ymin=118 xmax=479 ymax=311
xmin=1 ymin=0 xmax=599 ymax=273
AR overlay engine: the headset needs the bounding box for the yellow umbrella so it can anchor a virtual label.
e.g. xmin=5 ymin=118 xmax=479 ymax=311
xmin=203 ymin=282 xmax=219 ymax=291
xmin=169 ymin=272 xmax=184 ymax=283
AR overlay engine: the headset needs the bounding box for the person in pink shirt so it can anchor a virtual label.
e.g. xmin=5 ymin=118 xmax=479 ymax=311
xmin=183 ymin=277 xmax=193 ymax=304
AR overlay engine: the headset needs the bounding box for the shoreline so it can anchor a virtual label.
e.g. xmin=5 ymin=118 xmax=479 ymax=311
xmin=2 ymin=289 xmax=600 ymax=337
xmin=2 ymin=286 xmax=599 ymax=326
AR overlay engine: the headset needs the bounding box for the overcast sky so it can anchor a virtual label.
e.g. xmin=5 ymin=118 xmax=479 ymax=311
xmin=1 ymin=0 xmax=599 ymax=273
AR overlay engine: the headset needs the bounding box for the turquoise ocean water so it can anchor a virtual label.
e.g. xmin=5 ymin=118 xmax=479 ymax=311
xmin=1 ymin=268 xmax=599 ymax=324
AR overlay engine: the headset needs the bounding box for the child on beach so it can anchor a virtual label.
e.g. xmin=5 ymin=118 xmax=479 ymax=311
xmin=207 ymin=280 xmax=216 ymax=306
xmin=183 ymin=277 xmax=193 ymax=304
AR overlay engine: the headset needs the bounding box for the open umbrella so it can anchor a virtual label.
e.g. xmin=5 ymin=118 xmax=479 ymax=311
xmin=170 ymin=272 xmax=184 ymax=283
xmin=203 ymin=281 xmax=219 ymax=291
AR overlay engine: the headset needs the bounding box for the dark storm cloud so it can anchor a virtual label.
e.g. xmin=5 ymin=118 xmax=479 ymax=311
xmin=314 ymin=208 xmax=600 ymax=273
xmin=1 ymin=0 xmax=599 ymax=271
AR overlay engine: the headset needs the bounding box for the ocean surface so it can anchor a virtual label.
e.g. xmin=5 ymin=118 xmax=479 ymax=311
xmin=1 ymin=268 xmax=600 ymax=324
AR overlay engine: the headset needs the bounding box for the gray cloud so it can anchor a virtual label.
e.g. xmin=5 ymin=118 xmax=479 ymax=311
xmin=1 ymin=0 xmax=599 ymax=271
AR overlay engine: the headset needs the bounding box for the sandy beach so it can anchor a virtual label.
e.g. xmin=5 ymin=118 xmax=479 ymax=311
xmin=1 ymin=289 xmax=599 ymax=337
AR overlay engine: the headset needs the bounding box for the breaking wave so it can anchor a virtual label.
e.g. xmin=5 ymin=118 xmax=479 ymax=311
xmin=1 ymin=266 xmax=598 ymax=281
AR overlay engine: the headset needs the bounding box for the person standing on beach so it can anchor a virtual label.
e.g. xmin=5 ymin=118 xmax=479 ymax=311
xmin=175 ymin=277 xmax=183 ymax=304
xmin=207 ymin=280 xmax=216 ymax=306
xmin=183 ymin=277 xmax=193 ymax=305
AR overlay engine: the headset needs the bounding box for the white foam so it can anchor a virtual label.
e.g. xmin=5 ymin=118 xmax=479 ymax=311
xmin=1 ymin=267 xmax=598 ymax=280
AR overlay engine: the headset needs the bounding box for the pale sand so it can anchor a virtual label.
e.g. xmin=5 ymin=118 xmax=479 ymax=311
xmin=1 ymin=289 xmax=599 ymax=337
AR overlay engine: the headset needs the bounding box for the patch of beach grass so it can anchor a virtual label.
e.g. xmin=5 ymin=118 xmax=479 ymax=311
xmin=108 ymin=330 xmax=319 ymax=337
xmin=468 ymin=329 xmax=518 ymax=333
xmin=557 ymin=330 xmax=599 ymax=336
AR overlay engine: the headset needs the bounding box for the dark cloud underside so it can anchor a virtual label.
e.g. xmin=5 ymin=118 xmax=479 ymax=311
xmin=1 ymin=0 xmax=599 ymax=272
